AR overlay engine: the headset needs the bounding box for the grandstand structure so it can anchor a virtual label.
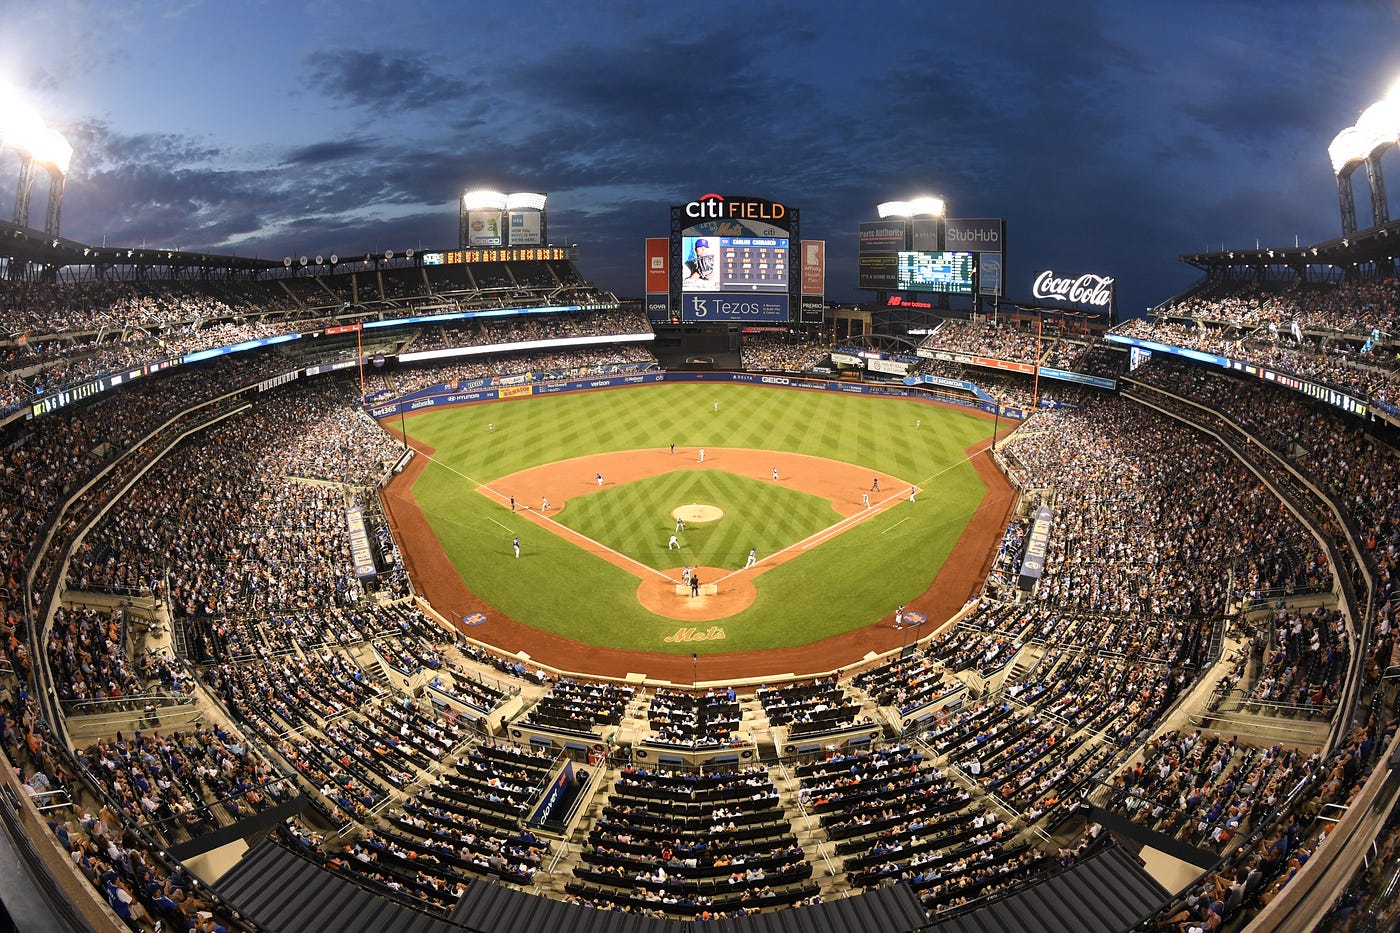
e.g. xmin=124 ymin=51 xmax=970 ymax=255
xmin=0 ymin=187 xmax=1399 ymax=933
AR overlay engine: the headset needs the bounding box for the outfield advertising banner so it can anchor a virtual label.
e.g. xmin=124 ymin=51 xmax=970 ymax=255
xmin=944 ymin=218 xmax=1004 ymax=252
xmin=508 ymin=211 xmax=542 ymax=245
xmin=466 ymin=210 xmax=503 ymax=246
xmin=681 ymin=294 xmax=789 ymax=323
xmin=858 ymin=221 xmax=905 ymax=253
xmin=369 ymin=369 xmax=1020 ymax=423
xmin=911 ymin=217 xmax=938 ymax=252
xmin=978 ymin=252 xmax=1003 ymax=296
xmin=800 ymin=240 xmax=825 ymax=294
xmin=645 ymin=237 xmax=669 ymax=294
xmin=801 ymin=238 xmax=825 ymax=324
xmin=858 ymin=253 xmax=898 ymax=291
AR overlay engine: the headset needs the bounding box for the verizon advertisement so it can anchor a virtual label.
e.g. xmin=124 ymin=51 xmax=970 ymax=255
xmin=1032 ymin=270 xmax=1115 ymax=309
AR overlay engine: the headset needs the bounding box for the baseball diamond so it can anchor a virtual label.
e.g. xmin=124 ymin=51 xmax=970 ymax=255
xmin=380 ymin=381 xmax=1014 ymax=680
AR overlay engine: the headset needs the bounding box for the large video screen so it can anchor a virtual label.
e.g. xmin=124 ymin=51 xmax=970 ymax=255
xmin=682 ymin=235 xmax=788 ymax=293
xmin=897 ymin=251 xmax=975 ymax=293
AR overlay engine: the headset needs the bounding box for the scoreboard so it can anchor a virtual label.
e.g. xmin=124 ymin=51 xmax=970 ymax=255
xmin=681 ymin=236 xmax=788 ymax=292
xmin=896 ymin=251 xmax=975 ymax=294
xmin=421 ymin=247 xmax=573 ymax=265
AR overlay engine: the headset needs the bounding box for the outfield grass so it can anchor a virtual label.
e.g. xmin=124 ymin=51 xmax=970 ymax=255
xmin=402 ymin=382 xmax=996 ymax=654
xmin=553 ymin=470 xmax=843 ymax=571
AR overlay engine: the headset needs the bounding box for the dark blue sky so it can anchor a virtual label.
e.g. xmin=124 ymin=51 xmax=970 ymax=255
xmin=4 ymin=1 xmax=1400 ymax=316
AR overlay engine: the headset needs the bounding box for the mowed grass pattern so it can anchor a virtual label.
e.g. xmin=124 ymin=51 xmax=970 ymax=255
xmin=555 ymin=471 xmax=843 ymax=571
xmin=402 ymin=382 xmax=997 ymax=654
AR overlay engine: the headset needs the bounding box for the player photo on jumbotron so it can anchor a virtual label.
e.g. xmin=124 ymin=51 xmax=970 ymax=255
xmin=682 ymin=237 xmax=720 ymax=291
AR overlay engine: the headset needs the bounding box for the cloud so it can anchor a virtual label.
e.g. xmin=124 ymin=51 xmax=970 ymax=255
xmin=302 ymin=49 xmax=467 ymax=110
xmin=282 ymin=137 xmax=380 ymax=166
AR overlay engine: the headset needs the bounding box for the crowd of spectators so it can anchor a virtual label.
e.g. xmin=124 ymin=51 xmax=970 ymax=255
xmin=569 ymin=764 xmax=815 ymax=918
xmin=406 ymin=308 xmax=648 ymax=354
xmin=1119 ymin=281 xmax=1400 ymax=409
xmin=1000 ymin=399 xmax=1322 ymax=617
xmin=739 ymin=333 xmax=830 ymax=372
xmin=645 ymin=687 xmax=744 ymax=748
xmin=917 ymin=320 xmax=1047 ymax=365
xmin=382 ymin=344 xmax=656 ymax=398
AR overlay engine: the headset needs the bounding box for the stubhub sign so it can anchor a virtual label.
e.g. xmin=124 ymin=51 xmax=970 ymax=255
xmin=682 ymin=294 xmax=788 ymax=322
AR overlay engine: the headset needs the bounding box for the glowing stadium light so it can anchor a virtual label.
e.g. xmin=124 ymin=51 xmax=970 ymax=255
xmin=1330 ymin=126 xmax=1365 ymax=175
xmin=877 ymin=196 xmax=945 ymax=218
xmin=1357 ymin=98 xmax=1400 ymax=156
xmin=0 ymin=92 xmax=45 ymax=152
xmin=30 ymin=127 xmax=72 ymax=175
xmin=462 ymin=189 xmax=507 ymax=210
xmin=506 ymin=191 xmax=547 ymax=211
xmin=907 ymin=196 xmax=946 ymax=217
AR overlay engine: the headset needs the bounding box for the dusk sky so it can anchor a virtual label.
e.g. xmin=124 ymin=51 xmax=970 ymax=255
xmin=3 ymin=1 xmax=1400 ymax=316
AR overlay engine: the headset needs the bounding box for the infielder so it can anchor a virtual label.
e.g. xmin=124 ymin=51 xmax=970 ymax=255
xmin=542 ymin=496 xmax=551 ymax=511
xmin=675 ymin=517 xmax=685 ymax=532
xmin=668 ymin=534 xmax=680 ymax=550
xmin=512 ymin=537 xmax=520 ymax=558
xmin=745 ymin=547 xmax=757 ymax=569
xmin=871 ymin=477 xmax=880 ymax=492
xmin=699 ymin=448 xmax=706 ymax=463
xmin=596 ymin=472 xmax=604 ymax=486
xmin=908 ymin=487 xmax=916 ymax=503
xmin=772 ymin=467 xmax=779 ymax=481
xmin=862 ymin=493 xmax=871 ymax=509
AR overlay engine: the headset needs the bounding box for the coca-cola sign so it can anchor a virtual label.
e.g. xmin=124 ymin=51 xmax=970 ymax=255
xmin=1032 ymin=270 xmax=1115 ymax=308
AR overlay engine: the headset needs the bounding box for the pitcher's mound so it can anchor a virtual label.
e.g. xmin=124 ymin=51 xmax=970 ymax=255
xmin=671 ymin=503 xmax=724 ymax=524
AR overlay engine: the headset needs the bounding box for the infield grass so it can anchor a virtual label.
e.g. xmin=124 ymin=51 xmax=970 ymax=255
xmin=400 ymin=382 xmax=998 ymax=654
xmin=554 ymin=470 xmax=843 ymax=571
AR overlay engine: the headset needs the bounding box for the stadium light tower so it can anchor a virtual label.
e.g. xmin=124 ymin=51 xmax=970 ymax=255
xmin=31 ymin=127 xmax=72 ymax=239
xmin=1329 ymin=82 xmax=1400 ymax=234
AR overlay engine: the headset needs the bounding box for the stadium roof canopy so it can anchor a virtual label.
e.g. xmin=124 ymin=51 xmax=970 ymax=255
xmin=1180 ymin=215 xmax=1400 ymax=274
xmin=0 ymin=217 xmax=283 ymax=273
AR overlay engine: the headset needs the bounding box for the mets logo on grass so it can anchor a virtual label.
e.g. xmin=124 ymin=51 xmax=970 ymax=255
xmin=664 ymin=626 xmax=727 ymax=643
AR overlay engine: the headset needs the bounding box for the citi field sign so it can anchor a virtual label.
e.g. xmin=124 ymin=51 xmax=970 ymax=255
xmin=683 ymin=193 xmax=788 ymax=222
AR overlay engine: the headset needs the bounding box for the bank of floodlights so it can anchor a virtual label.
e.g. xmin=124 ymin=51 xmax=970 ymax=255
xmin=877 ymin=196 xmax=945 ymax=219
xmin=0 ymin=87 xmax=74 ymax=236
xmin=462 ymin=189 xmax=508 ymax=211
xmin=505 ymin=191 xmax=547 ymax=211
xmin=1329 ymin=81 xmax=1400 ymax=234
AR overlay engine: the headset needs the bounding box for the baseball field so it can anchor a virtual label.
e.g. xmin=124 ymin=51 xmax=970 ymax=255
xmin=383 ymin=381 xmax=1004 ymax=660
